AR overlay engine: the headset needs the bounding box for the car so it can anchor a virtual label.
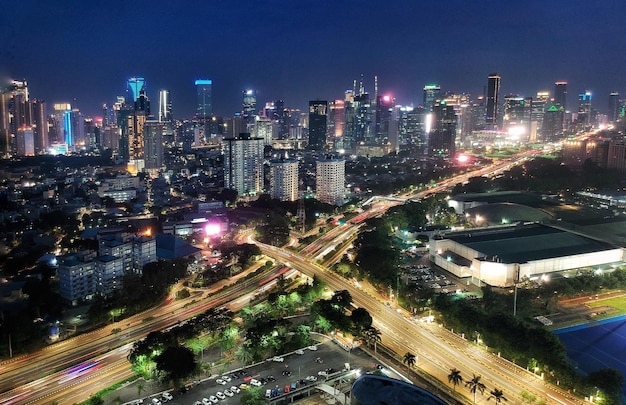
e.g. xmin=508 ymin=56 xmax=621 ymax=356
xmin=208 ymin=396 xmax=218 ymax=404
xmin=304 ymin=375 xmax=318 ymax=382
xmin=295 ymin=349 xmax=304 ymax=355
xmin=178 ymin=386 xmax=189 ymax=395
xmin=266 ymin=375 xmax=276 ymax=382
xmin=250 ymin=379 xmax=262 ymax=387
xmin=282 ymin=370 xmax=292 ymax=376
xmin=243 ymin=375 xmax=253 ymax=383
xmin=265 ymin=389 xmax=272 ymax=398
xmin=162 ymin=392 xmax=173 ymax=401
xmin=201 ymin=398 xmax=211 ymax=405
xmin=194 ymin=402 xmax=202 ymax=405
xmin=224 ymin=389 xmax=234 ymax=397
xmin=221 ymin=375 xmax=232 ymax=382
xmin=318 ymin=370 xmax=328 ymax=377
xmin=315 ymin=357 xmax=323 ymax=363
xmin=230 ymin=386 xmax=241 ymax=394
xmin=216 ymin=378 xmax=226 ymax=385
xmin=326 ymin=367 xmax=336 ymax=374
xmin=216 ymin=392 xmax=226 ymax=400
xmin=271 ymin=356 xmax=284 ymax=362
xmin=239 ymin=383 xmax=250 ymax=390
xmin=151 ymin=399 xmax=161 ymax=405
xmin=308 ymin=345 xmax=318 ymax=351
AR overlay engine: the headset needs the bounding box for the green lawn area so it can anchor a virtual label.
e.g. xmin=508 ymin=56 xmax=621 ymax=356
xmin=588 ymin=296 xmax=626 ymax=312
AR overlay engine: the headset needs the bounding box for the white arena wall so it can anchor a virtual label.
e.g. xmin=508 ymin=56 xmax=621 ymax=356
xmin=430 ymin=238 xmax=625 ymax=288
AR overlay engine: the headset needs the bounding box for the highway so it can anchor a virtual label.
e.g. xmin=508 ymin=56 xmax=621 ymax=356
xmin=257 ymin=241 xmax=582 ymax=405
xmin=0 ymin=149 xmax=557 ymax=404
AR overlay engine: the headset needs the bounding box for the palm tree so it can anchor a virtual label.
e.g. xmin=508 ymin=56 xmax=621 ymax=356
xmin=465 ymin=374 xmax=486 ymax=404
xmin=403 ymin=352 xmax=416 ymax=376
xmin=364 ymin=326 xmax=382 ymax=353
xmin=487 ymin=388 xmax=508 ymax=403
xmin=448 ymin=368 xmax=463 ymax=391
xmin=136 ymin=382 xmax=145 ymax=398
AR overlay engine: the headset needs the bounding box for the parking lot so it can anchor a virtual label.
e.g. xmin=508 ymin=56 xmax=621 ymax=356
xmin=138 ymin=340 xmax=395 ymax=405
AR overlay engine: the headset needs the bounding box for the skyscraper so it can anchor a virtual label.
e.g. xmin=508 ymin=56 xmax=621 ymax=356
xmin=531 ymin=92 xmax=549 ymax=140
xmin=308 ymin=100 xmax=328 ymax=150
xmin=223 ymin=133 xmax=264 ymax=197
xmin=242 ymin=90 xmax=257 ymax=124
xmin=503 ymin=95 xmax=532 ymax=140
xmin=375 ymin=95 xmax=394 ymax=145
xmin=577 ymin=91 xmax=592 ymax=126
xmin=609 ymin=92 xmax=620 ymax=123
xmin=195 ymin=80 xmax=212 ymax=118
xmin=423 ymin=84 xmax=441 ymax=111
xmin=485 ymin=73 xmax=501 ymax=130
xmin=554 ymin=81 xmax=568 ymax=111
xmin=144 ymin=118 xmax=164 ymax=173
xmin=158 ymin=90 xmax=172 ymax=122
xmin=270 ymin=158 xmax=299 ymax=202
xmin=428 ymin=100 xmax=456 ymax=157
xmin=127 ymin=77 xmax=145 ymax=103
xmin=316 ymin=157 xmax=345 ymax=206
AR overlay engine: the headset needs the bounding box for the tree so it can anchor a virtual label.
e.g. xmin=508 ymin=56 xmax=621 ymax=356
xmin=487 ymin=388 xmax=508 ymax=403
xmin=363 ymin=326 xmax=382 ymax=353
xmin=154 ymin=345 xmax=197 ymax=385
xmin=448 ymin=368 xmax=463 ymax=391
xmin=136 ymin=382 xmax=145 ymax=397
xmin=240 ymin=387 xmax=265 ymax=405
xmin=403 ymin=352 xmax=416 ymax=376
xmin=465 ymin=374 xmax=486 ymax=404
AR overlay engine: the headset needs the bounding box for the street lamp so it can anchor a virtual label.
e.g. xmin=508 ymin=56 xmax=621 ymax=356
xmin=513 ymin=264 xmax=520 ymax=317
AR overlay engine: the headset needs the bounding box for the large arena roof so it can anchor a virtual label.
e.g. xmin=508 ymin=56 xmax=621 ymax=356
xmin=446 ymin=224 xmax=617 ymax=264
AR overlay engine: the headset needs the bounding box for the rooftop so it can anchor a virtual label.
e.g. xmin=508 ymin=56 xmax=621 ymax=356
xmin=446 ymin=224 xmax=618 ymax=264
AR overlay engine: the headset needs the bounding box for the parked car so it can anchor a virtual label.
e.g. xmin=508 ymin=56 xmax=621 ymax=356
xmin=295 ymin=349 xmax=304 ymax=355
xmin=224 ymin=389 xmax=234 ymax=397
xmin=250 ymin=379 xmax=262 ymax=387
xmin=230 ymin=386 xmax=241 ymax=394
xmin=304 ymin=375 xmax=317 ymax=382
xmin=271 ymin=356 xmax=284 ymax=362
xmin=216 ymin=378 xmax=226 ymax=385
xmin=215 ymin=392 xmax=226 ymax=400
xmin=151 ymin=399 xmax=161 ymax=405
xmin=308 ymin=345 xmax=318 ymax=351
xmin=162 ymin=392 xmax=173 ymax=401
xmin=201 ymin=398 xmax=211 ymax=405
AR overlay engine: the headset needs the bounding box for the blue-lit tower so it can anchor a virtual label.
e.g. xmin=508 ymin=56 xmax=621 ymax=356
xmin=195 ymin=79 xmax=212 ymax=118
xmin=127 ymin=77 xmax=145 ymax=103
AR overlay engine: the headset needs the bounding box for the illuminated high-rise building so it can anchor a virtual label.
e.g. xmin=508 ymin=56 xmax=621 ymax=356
xmin=503 ymin=95 xmax=532 ymax=141
xmin=16 ymin=127 xmax=35 ymax=156
xmin=329 ymin=100 xmax=345 ymax=142
xmin=316 ymin=156 xmax=345 ymax=206
xmin=0 ymin=80 xmax=30 ymax=155
xmin=531 ymin=92 xmax=549 ymax=140
xmin=127 ymin=77 xmax=145 ymax=103
xmin=485 ymin=73 xmax=501 ymax=129
xmin=609 ymin=92 xmax=620 ymax=123
xmin=542 ymin=104 xmax=565 ymax=142
xmin=308 ymin=100 xmax=328 ymax=150
xmin=554 ymin=81 xmax=567 ymax=110
xmin=423 ymin=84 xmax=441 ymax=111
xmin=195 ymin=79 xmax=212 ymax=118
xmin=270 ymin=158 xmax=299 ymax=202
xmin=223 ymin=133 xmax=264 ymax=197
xmin=375 ymin=95 xmax=394 ymax=145
xmin=158 ymin=89 xmax=172 ymax=122
xmin=242 ymin=89 xmax=257 ymax=124
xmin=577 ymin=91 xmax=593 ymax=126
xmin=428 ymin=100 xmax=456 ymax=157
xmin=144 ymin=118 xmax=164 ymax=172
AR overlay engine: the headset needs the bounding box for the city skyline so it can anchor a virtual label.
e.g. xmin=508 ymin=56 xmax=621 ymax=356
xmin=1 ymin=1 xmax=624 ymax=118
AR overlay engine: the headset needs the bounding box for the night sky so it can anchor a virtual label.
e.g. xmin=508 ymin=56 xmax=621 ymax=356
xmin=1 ymin=0 xmax=624 ymax=118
